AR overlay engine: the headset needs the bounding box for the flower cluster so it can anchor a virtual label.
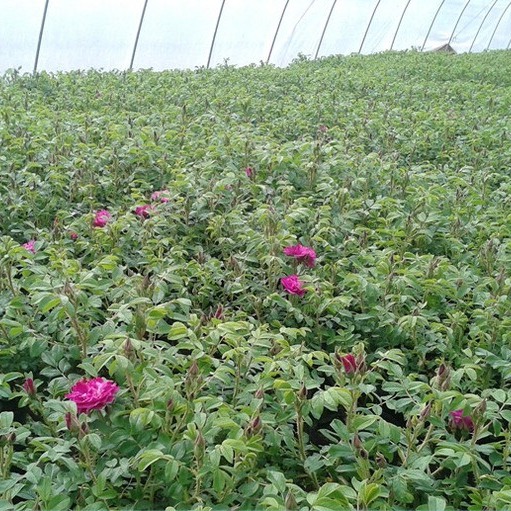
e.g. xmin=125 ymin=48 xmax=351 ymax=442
xmin=280 ymin=243 xmax=316 ymax=296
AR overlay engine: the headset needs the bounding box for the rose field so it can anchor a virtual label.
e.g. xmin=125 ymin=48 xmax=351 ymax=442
xmin=2 ymin=50 xmax=511 ymax=510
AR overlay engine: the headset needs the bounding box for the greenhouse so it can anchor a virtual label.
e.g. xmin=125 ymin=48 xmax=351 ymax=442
xmin=1 ymin=2 xmax=511 ymax=511
xmin=1 ymin=0 xmax=511 ymax=73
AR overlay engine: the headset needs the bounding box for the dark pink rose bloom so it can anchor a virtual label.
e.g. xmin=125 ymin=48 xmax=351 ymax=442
xmin=134 ymin=204 xmax=153 ymax=219
xmin=281 ymin=274 xmax=306 ymax=296
xmin=69 ymin=231 xmax=78 ymax=241
xmin=283 ymin=244 xmax=317 ymax=267
xmin=150 ymin=190 xmax=170 ymax=203
xmin=23 ymin=378 xmax=37 ymax=397
xmin=93 ymin=210 xmax=111 ymax=228
xmin=22 ymin=240 xmax=36 ymax=253
xmin=449 ymin=409 xmax=474 ymax=432
xmin=66 ymin=377 xmax=119 ymax=415
xmin=245 ymin=166 xmax=254 ymax=178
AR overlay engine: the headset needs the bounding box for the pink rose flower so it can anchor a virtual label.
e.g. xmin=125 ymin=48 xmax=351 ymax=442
xmin=134 ymin=204 xmax=153 ymax=219
xmin=93 ymin=210 xmax=111 ymax=228
xmin=281 ymin=274 xmax=306 ymax=296
xmin=150 ymin=190 xmax=170 ymax=203
xmin=449 ymin=409 xmax=474 ymax=432
xmin=283 ymin=244 xmax=316 ymax=267
xmin=22 ymin=240 xmax=36 ymax=253
xmin=66 ymin=377 xmax=120 ymax=415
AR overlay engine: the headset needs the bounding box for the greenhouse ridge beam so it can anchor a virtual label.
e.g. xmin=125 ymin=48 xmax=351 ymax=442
xmin=33 ymin=0 xmax=50 ymax=74
xmin=267 ymin=0 xmax=290 ymax=64
xmin=469 ymin=0 xmax=498 ymax=52
xmin=359 ymin=0 xmax=382 ymax=53
xmin=130 ymin=0 xmax=149 ymax=71
xmin=448 ymin=0 xmax=472 ymax=46
xmin=207 ymin=0 xmax=226 ymax=69
xmin=422 ymin=0 xmax=447 ymax=50
xmin=315 ymin=0 xmax=338 ymax=59
xmin=391 ymin=0 xmax=413 ymax=51
xmin=487 ymin=0 xmax=511 ymax=49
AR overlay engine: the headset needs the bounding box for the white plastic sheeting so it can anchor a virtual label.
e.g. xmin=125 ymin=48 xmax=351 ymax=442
xmin=1 ymin=0 xmax=510 ymax=74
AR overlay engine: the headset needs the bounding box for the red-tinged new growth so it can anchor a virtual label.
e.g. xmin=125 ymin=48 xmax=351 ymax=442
xmin=93 ymin=210 xmax=111 ymax=228
xmin=283 ymin=244 xmax=317 ymax=267
xmin=66 ymin=377 xmax=119 ymax=415
xmin=281 ymin=274 xmax=306 ymax=296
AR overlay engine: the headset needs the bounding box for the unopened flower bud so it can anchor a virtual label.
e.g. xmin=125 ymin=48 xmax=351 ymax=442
xmin=7 ymin=432 xmax=16 ymax=443
xmin=167 ymin=399 xmax=174 ymax=411
xmin=375 ymin=452 xmax=386 ymax=468
xmin=246 ymin=416 xmax=262 ymax=436
xmin=474 ymin=399 xmax=487 ymax=417
xmin=188 ymin=360 xmax=199 ymax=378
xmin=65 ymin=412 xmax=81 ymax=434
xmin=285 ymin=491 xmax=298 ymax=511
xmin=255 ymin=388 xmax=265 ymax=400
xmin=213 ymin=305 xmax=224 ymax=320
xmin=419 ymin=402 xmax=432 ymax=422
xmin=194 ymin=431 xmax=206 ymax=461
xmin=123 ymin=338 xmax=134 ymax=358
xmin=353 ymin=434 xmax=362 ymax=451
xmin=298 ymin=384 xmax=307 ymax=401
xmin=23 ymin=378 xmax=37 ymax=397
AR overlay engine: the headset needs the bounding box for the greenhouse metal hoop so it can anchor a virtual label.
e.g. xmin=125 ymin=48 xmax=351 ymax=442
xmin=315 ymin=0 xmax=338 ymax=59
xmin=469 ymin=0 xmax=498 ymax=52
xmin=33 ymin=0 xmax=50 ymax=74
xmin=207 ymin=0 xmax=227 ymax=68
xmin=486 ymin=0 xmax=511 ymax=50
xmin=359 ymin=0 xmax=382 ymax=53
xmin=448 ymin=0 xmax=472 ymax=46
xmin=130 ymin=0 xmax=149 ymax=70
xmin=422 ymin=0 xmax=447 ymax=51
xmin=390 ymin=0 xmax=413 ymax=51
xmin=267 ymin=0 xmax=291 ymax=64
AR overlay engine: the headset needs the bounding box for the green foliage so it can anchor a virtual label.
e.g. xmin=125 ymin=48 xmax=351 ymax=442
xmin=1 ymin=50 xmax=511 ymax=509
